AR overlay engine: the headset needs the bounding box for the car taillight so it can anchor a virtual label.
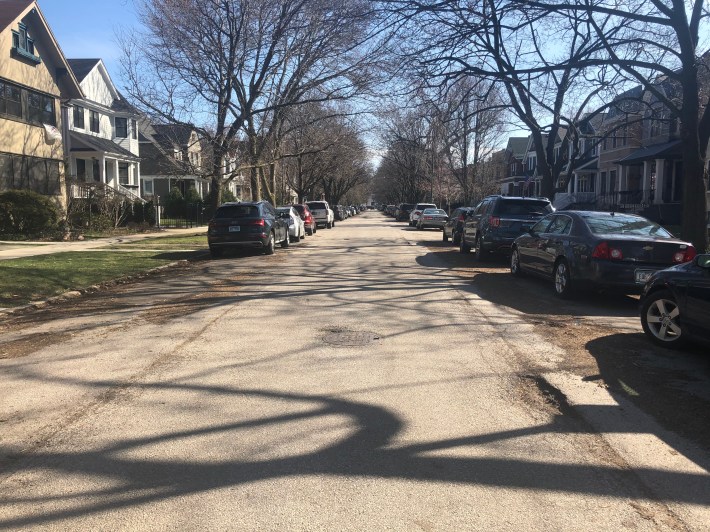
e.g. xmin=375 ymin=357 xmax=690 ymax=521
xmin=488 ymin=216 xmax=500 ymax=228
xmin=591 ymin=242 xmax=623 ymax=260
xmin=458 ymin=214 xmax=465 ymax=221
xmin=674 ymin=245 xmax=696 ymax=263
xmin=424 ymin=216 xmax=432 ymax=220
xmin=414 ymin=211 xmax=421 ymax=216
xmin=248 ymin=219 xmax=265 ymax=226
xmin=208 ymin=221 xmax=216 ymax=230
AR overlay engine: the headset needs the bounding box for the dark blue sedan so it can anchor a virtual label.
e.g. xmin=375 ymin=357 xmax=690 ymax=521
xmin=640 ymin=254 xmax=710 ymax=348
xmin=510 ymin=211 xmax=697 ymax=297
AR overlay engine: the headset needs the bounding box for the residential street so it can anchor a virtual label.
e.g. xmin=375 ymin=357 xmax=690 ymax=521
xmin=1 ymin=211 xmax=709 ymax=530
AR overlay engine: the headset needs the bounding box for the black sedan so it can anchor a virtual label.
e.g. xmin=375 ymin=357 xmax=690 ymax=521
xmin=207 ymin=201 xmax=289 ymax=257
xmin=640 ymin=254 xmax=710 ymax=348
xmin=510 ymin=211 xmax=697 ymax=297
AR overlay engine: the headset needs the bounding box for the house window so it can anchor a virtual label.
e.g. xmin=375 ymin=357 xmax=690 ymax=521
xmin=143 ymin=179 xmax=153 ymax=195
xmin=131 ymin=119 xmax=137 ymax=140
xmin=73 ymin=106 xmax=85 ymax=129
xmin=115 ymin=117 xmax=128 ymax=138
xmin=76 ymin=159 xmax=86 ymax=179
xmin=0 ymin=152 xmax=60 ymax=194
xmin=0 ymin=81 xmax=22 ymax=119
xmin=27 ymin=91 xmax=55 ymax=125
xmin=11 ymin=23 xmax=41 ymax=64
xmin=118 ymin=163 xmax=129 ymax=185
xmin=89 ymin=110 xmax=99 ymax=133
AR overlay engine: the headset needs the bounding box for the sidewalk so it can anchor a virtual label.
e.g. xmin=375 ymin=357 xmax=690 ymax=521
xmin=0 ymin=227 xmax=206 ymax=261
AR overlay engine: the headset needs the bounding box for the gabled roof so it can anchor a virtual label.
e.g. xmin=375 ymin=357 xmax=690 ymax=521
xmin=151 ymin=124 xmax=195 ymax=146
xmin=66 ymin=58 xmax=101 ymax=83
xmin=506 ymin=137 xmax=528 ymax=157
xmin=0 ymin=0 xmax=83 ymax=98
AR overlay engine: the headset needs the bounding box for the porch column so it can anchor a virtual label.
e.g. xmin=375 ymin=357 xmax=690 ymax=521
xmin=573 ymin=173 xmax=579 ymax=194
xmin=642 ymin=160 xmax=652 ymax=204
xmin=99 ymin=155 xmax=106 ymax=185
xmin=654 ymin=158 xmax=665 ymax=204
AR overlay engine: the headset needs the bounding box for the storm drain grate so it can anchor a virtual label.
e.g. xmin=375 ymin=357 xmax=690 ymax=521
xmin=323 ymin=331 xmax=381 ymax=347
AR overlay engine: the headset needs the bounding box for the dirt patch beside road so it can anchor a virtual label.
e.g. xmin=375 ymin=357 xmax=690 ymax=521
xmin=423 ymin=239 xmax=710 ymax=452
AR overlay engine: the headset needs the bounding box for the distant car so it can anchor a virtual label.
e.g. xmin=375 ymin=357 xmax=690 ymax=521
xmin=335 ymin=205 xmax=347 ymax=221
xmin=640 ymin=254 xmax=710 ymax=348
xmin=416 ymin=208 xmax=448 ymax=230
xmin=396 ymin=203 xmax=415 ymax=222
xmin=443 ymin=207 xmax=475 ymax=245
xmin=207 ymin=201 xmax=289 ymax=257
xmin=306 ymin=201 xmax=335 ymax=229
xmin=409 ymin=203 xmax=437 ymax=226
xmin=510 ymin=211 xmax=697 ymax=298
xmin=461 ymin=196 xmax=553 ymax=260
xmin=292 ymin=204 xmax=316 ymax=235
xmin=277 ymin=206 xmax=306 ymax=242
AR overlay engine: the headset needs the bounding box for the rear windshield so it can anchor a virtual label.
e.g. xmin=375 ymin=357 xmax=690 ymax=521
xmin=423 ymin=209 xmax=446 ymax=215
xmin=416 ymin=204 xmax=436 ymax=209
xmin=292 ymin=205 xmax=305 ymax=213
xmin=582 ymin=214 xmax=673 ymax=237
xmin=215 ymin=205 xmax=259 ymax=218
xmin=402 ymin=203 xmax=415 ymax=209
xmin=307 ymin=202 xmax=327 ymax=210
xmin=495 ymin=200 xmax=552 ymax=216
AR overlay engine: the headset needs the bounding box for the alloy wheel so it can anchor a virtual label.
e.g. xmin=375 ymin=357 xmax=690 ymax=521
xmin=645 ymin=297 xmax=682 ymax=342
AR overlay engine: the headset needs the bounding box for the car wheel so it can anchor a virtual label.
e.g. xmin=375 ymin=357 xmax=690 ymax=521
xmin=452 ymin=231 xmax=461 ymax=246
xmin=326 ymin=221 xmax=332 ymax=229
xmin=332 ymin=220 xmax=335 ymax=227
xmin=313 ymin=225 xmax=317 ymax=234
xmin=264 ymin=233 xmax=275 ymax=255
xmin=459 ymin=234 xmax=471 ymax=253
xmin=510 ymin=247 xmax=524 ymax=276
xmin=417 ymin=223 xmax=422 ymax=230
xmin=553 ymin=259 xmax=574 ymax=299
xmin=641 ymin=290 xmax=686 ymax=348
xmin=474 ymin=236 xmax=488 ymax=262
xmin=209 ymin=246 xmax=223 ymax=258
xmin=443 ymin=231 xmax=449 ymax=242
xmin=281 ymin=231 xmax=290 ymax=248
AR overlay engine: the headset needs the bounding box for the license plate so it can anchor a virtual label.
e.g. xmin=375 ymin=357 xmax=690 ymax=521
xmin=635 ymin=269 xmax=654 ymax=284
xmin=229 ymin=226 xmax=240 ymax=232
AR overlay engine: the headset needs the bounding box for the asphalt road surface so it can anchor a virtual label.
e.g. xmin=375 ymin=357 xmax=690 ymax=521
xmin=1 ymin=212 xmax=708 ymax=530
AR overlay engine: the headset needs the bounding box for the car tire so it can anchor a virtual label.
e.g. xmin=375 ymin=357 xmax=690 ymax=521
xmin=452 ymin=231 xmax=461 ymax=246
xmin=281 ymin=231 xmax=290 ymax=248
xmin=460 ymin=234 xmax=471 ymax=253
xmin=264 ymin=233 xmax=275 ymax=255
xmin=474 ymin=236 xmax=488 ymax=262
xmin=332 ymin=220 xmax=336 ymax=227
xmin=443 ymin=231 xmax=449 ymax=242
xmin=313 ymin=225 xmax=317 ymax=234
xmin=417 ymin=223 xmax=422 ymax=230
xmin=209 ymin=246 xmax=223 ymax=258
xmin=641 ymin=290 xmax=686 ymax=348
xmin=553 ymin=259 xmax=574 ymax=299
xmin=510 ymin=247 xmax=524 ymax=276
xmin=327 ymin=221 xmax=332 ymax=229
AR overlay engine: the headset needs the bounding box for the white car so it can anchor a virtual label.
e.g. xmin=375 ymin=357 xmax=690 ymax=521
xmin=306 ymin=200 xmax=335 ymax=229
xmin=277 ymin=206 xmax=306 ymax=242
xmin=409 ymin=203 xmax=437 ymax=226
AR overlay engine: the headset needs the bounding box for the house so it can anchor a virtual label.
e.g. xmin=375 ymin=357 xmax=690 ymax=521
xmin=65 ymin=58 xmax=143 ymax=203
xmin=497 ymin=137 xmax=528 ymax=196
xmin=0 ymin=0 xmax=83 ymax=210
xmin=139 ymin=123 xmax=247 ymax=203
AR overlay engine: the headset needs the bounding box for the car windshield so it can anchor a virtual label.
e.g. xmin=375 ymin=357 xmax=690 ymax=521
xmin=582 ymin=214 xmax=673 ymax=237
xmin=307 ymin=202 xmax=327 ymax=210
xmin=423 ymin=209 xmax=446 ymax=215
xmin=496 ymin=200 xmax=552 ymax=216
xmin=214 ymin=205 xmax=259 ymax=218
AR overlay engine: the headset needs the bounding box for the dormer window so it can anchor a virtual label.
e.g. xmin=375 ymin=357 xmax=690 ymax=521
xmin=11 ymin=23 xmax=41 ymax=64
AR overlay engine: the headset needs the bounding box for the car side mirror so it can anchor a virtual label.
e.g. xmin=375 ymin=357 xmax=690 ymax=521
xmin=695 ymin=254 xmax=710 ymax=269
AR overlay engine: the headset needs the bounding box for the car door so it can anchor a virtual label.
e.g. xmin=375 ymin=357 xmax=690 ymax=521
xmin=517 ymin=216 xmax=553 ymax=274
xmin=538 ymin=215 xmax=573 ymax=276
xmin=465 ymin=200 xmax=489 ymax=245
xmin=685 ymin=256 xmax=710 ymax=341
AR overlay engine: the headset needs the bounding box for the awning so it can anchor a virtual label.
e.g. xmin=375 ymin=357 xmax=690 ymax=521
xmin=69 ymin=130 xmax=140 ymax=161
xmin=616 ymin=140 xmax=682 ymax=165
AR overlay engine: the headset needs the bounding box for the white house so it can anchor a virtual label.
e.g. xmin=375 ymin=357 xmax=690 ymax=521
xmin=65 ymin=58 xmax=142 ymax=202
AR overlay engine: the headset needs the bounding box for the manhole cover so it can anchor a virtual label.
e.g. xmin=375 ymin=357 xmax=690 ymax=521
xmin=323 ymin=331 xmax=380 ymax=347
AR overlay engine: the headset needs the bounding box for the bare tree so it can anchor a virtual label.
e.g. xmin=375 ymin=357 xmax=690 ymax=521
xmin=121 ymin=0 xmax=382 ymax=212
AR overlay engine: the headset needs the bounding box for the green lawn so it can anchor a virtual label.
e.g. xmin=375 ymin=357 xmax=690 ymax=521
xmin=109 ymin=234 xmax=208 ymax=250
xmin=0 ymin=251 xmax=188 ymax=307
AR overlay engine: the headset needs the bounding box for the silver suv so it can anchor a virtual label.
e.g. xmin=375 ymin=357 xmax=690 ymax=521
xmin=409 ymin=203 xmax=437 ymax=226
xmin=306 ymin=201 xmax=335 ymax=229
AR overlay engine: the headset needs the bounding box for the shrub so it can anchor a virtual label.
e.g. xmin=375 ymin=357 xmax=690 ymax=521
xmin=184 ymin=186 xmax=202 ymax=204
xmin=0 ymin=190 xmax=62 ymax=237
xmin=221 ymin=188 xmax=237 ymax=203
xmin=165 ymin=186 xmax=186 ymax=217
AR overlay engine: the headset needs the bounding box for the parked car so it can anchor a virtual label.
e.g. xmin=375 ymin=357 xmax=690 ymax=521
xmin=396 ymin=203 xmax=416 ymax=222
xmin=335 ymin=205 xmax=347 ymax=221
xmin=416 ymin=208 xmax=448 ymax=230
xmin=292 ymin=203 xmax=317 ymax=235
xmin=306 ymin=200 xmax=335 ymax=229
xmin=385 ymin=204 xmax=396 ymax=216
xmin=409 ymin=203 xmax=437 ymax=226
xmin=443 ymin=207 xmax=475 ymax=244
xmin=510 ymin=211 xmax=697 ymax=298
xmin=277 ymin=206 xmax=306 ymax=242
xmin=640 ymin=254 xmax=710 ymax=348
xmin=207 ymin=201 xmax=289 ymax=257
xmin=461 ymin=196 xmax=553 ymax=260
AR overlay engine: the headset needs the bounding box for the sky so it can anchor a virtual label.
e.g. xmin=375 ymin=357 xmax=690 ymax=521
xmin=38 ymin=0 xmax=139 ymax=89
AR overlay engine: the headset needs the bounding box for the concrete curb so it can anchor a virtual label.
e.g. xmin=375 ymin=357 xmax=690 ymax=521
xmin=0 ymin=252 xmax=209 ymax=318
